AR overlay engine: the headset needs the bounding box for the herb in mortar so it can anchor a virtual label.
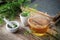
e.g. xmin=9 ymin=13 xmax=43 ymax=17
xmin=8 ymin=24 xmax=17 ymax=28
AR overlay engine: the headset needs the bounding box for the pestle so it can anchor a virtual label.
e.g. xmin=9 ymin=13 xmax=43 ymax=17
xmin=3 ymin=18 xmax=14 ymax=28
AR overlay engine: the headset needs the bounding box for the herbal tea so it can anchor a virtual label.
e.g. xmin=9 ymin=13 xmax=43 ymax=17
xmin=28 ymin=15 xmax=50 ymax=36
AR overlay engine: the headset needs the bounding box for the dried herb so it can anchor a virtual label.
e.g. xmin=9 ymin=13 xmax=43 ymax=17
xmin=24 ymin=30 xmax=30 ymax=36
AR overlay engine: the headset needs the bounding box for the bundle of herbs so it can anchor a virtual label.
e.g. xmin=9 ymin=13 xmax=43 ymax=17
xmin=0 ymin=2 xmax=21 ymax=24
xmin=0 ymin=0 xmax=31 ymax=24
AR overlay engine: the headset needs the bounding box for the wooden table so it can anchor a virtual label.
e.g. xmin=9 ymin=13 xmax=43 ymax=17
xmin=0 ymin=8 xmax=60 ymax=40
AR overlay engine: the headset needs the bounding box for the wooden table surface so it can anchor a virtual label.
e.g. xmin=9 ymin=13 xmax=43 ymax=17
xmin=0 ymin=8 xmax=60 ymax=40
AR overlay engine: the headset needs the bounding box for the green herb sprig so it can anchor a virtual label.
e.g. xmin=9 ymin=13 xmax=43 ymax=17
xmin=21 ymin=11 xmax=30 ymax=17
